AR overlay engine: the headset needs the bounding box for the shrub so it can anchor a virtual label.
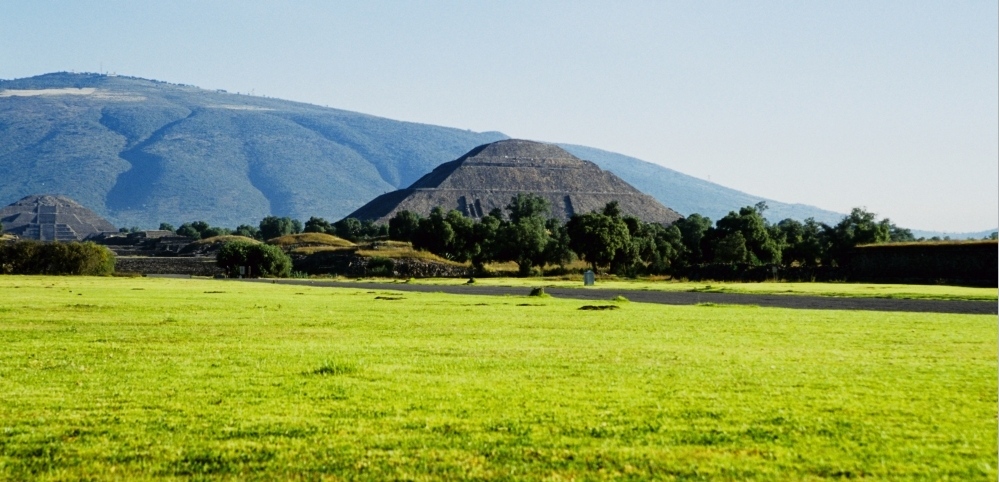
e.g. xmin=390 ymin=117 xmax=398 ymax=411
xmin=528 ymin=287 xmax=550 ymax=297
xmin=0 ymin=241 xmax=115 ymax=275
xmin=367 ymin=257 xmax=395 ymax=277
xmin=217 ymin=240 xmax=292 ymax=278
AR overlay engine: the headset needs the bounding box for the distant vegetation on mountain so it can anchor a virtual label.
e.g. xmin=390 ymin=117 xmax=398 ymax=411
xmin=2 ymin=72 xmax=849 ymax=229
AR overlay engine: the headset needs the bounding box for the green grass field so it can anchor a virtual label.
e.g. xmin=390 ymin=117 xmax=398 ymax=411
xmin=369 ymin=277 xmax=998 ymax=302
xmin=1 ymin=276 xmax=995 ymax=480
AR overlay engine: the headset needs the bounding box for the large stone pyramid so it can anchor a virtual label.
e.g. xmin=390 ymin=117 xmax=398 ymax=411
xmin=347 ymin=139 xmax=683 ymax=225
xmin=0 ymin=195 xmax=117 ymax=241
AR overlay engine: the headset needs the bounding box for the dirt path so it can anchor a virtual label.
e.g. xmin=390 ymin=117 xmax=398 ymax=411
xmin=241 ymin=279 xmax=997 ymax=315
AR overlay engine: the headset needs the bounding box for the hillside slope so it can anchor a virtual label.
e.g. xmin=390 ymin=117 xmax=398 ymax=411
xmin=1 ymin=72 xmax=846 ymax=228
xmin=559 ymin=144 xmax=845 ymax=225
xmin=0 ymin=73 xmax=505 ymax=227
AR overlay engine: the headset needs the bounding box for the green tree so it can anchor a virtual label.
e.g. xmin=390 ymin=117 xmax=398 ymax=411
xmin=203 ymin=227 xmax=232 ymax=238
xmin=824 ymin=207 xmax=892 ymax=265
xmin=507 ymin=193 xmax=551 ymax=223
xmin=673 ymin=214 xmax=712 ymax=266
xmin=496 ymin=215 xmax=549 ymax=276
xmin=633 ymin=221 xmax=684 ymax=274
xmin=176 ymin=222 xmax=203 ymax=239
xmin=495 ymin=194 xmax=554 ymax=276
xmin=609 ymin=214 xmax=643 ymax=275
xmin=469 ymin=212 xmax=502 ymax=272
xmin=412 ymin=208 xmax=455 ymax=257
xmin=216 ymin=240 xmax=253 ymax=277
xmin=258 ymin=216 xmax=299 ymax=241
xmin=304 ymin=216 xmax=334 ymax=234
xmin=176 ymin=220 xmax=228 ymax=239
xmin=777 ymin=218 xmax=827 ymax=267
xmin=889 ymin=225 xmax=915 ymax=242
xmin=217 ymin=240 xmax=291 ymax=278
xmin=388 ymin=211 xmax=421 ymax=242
xmin=233 ymin=224 xmax=260 ymax=239
xmin=359 ymin=219 xmax=388 ymax=238
xmin=0 ymin=241 xmax=114 ymax=275
xmin=191 ymin=221 xmax=210 ymax=235
xmin=602 ymin=201 xmax=624 ymax=218
xmin=542 ymin=217 xmax=574 ymax=270
xmin=711 ymin=204 xmax=781 ymax=265
xmin=834 ymin=208 xmax=891 ymax=244
xmin=158 ymin=223 xmax=174 ymax=232
xmin=566 ymin=208 xmax=631 ymax=272
xmin=334 ymin=217 xmax=363 ymax=241
xmin=713 ymin=231 xmax=749 ymax=264
xmin=445 ymin=209 xmax=477 ymax=262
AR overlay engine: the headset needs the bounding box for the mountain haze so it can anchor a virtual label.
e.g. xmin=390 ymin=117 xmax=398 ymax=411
xmin=2 ymin=72 xmax=846 ymax=229
xmin=557 ymin=144 xmax=844 ymax=225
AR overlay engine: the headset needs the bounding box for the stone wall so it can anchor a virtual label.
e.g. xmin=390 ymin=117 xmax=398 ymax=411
xmin=115 ymin=256 xmax=224 ymax=277
xmin=670 ymin=242 xmax=998 ymax=287
xmin=845 ymin=241 xmax=997 ymax=287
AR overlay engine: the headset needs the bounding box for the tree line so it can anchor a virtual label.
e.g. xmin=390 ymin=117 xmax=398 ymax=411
xmin=380 ymin=195 xmax=917 ymax=276
xmin=156 ymin=216 xmax=386 ymax=243
xmin=152 ymin=194 xmax=991 ymax=277
xmin=0 ymin=241 xmax=115 ymax=275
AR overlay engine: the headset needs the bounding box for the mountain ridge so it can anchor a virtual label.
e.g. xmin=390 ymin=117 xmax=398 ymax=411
xmin=3 ymin=72 xmax=984 ymax=237
xmin=0 ymin=72 xmax=506 ymax=227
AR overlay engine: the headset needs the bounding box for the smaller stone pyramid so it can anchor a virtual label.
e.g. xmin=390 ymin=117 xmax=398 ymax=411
xmin=347 ymin=139 xmax=683 ymax=225
xmin=0 ymin=195 xmax=117 ymax=241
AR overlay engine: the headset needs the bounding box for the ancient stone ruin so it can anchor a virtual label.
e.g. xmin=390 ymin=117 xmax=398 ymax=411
xmin=0 ymin=194 xmax=116 ymax=241
xmin=346 ymin=139 xmax=683 ymax=225
xmin=93 ymin=230 xmax=196 ymax=256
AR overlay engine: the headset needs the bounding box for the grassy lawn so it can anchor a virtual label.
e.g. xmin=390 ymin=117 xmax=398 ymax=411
xmin=0 ymin=276 xmax=995 ymax=480
xmin=357 ymin=276 xmax=998 ymax=302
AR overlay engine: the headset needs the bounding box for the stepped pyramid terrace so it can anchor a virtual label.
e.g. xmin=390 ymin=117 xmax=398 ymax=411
xmin=0 ymin=195 xmax=116 ymax=241
xmin=347 ymin=139 xmax=683 ymax=225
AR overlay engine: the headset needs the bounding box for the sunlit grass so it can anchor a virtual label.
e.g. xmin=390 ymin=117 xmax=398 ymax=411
xmin=375 ymin=277 xmax=998 ymax=301
xmin=289 ymin=245 xmax=356 ymax=255
xmin=192 ymin=235 xmax=260 ymax=245
xmin=354 ymin=247 xmax=464 ymax=265
xmin=279 ymin=237 xmax=465 ymax=265
xmin=268 ymin=232 xmax=355 ymax=247
xmin=0 ymin=275 xmax=994 ymax=480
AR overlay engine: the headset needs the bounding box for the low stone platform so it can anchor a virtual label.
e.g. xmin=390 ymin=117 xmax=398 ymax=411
xmin=115 ymin=256 xmax=223 ymax=277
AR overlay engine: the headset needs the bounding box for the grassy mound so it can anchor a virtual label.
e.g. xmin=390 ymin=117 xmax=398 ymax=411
xmin=366 ymin=240 xmax=413 ymax=249
xmin=193 ymin=235 xmax=261 ymax=246
xmin=290 ymin=245 xmax=356 ymax=255
xmin=293 ymin=239 xmax=468 ymax=276
xmin=268 ymin=233 xmax=355 ymax=248
xmin=354 ymin=246 xmax=465 ymax=266
xmin=337 ymin=240 xmax=467 ymax=266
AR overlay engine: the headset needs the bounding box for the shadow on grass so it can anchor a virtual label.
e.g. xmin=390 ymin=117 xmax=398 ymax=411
xmin=307 ymin=360 xmax=359 ymax=376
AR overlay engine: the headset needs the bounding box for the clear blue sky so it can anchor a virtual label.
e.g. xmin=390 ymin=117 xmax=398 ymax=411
xmin=2 ymin=1 xmax=996 ymax=232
